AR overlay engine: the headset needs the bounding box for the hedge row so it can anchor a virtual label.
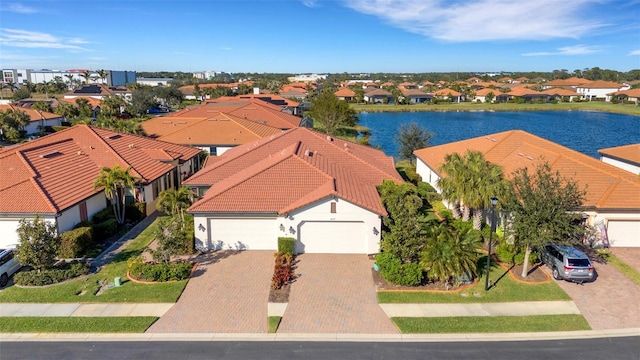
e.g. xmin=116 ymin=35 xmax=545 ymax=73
xmin=375 ymin=252 xmax=424 ymax=286
xmin=127 ymin=256 xmax=192 ymax=282
xmin=14 ymin=262 xmax=90 ymax=286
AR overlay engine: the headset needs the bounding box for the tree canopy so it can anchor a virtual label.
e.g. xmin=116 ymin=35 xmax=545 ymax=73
xmin=395 ymin=122 xmax=433 ymax=164
xmin=93 ymin=165 xmax=139 ymax=224
xmin=15 ymin=216 xmax=59 ymax=271
xmin=308 ymin=91 xmax=357 ymax=135
xmin=504 ymin=162 xmax=586 ymax=277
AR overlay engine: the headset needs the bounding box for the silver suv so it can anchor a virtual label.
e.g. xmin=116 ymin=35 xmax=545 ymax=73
xmin=0 ymin=248 xmax=22 ymax=287
xmin=540 ymin=243 xmax=595 ymax=283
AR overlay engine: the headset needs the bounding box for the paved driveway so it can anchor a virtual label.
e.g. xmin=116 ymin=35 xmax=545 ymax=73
xmin=545 ymin=260 xmax=640 ymax=330
xmin=277 ymin=254 xmax=398 ymax=334
xmin=147 ymin=251 xmax=273 ymax=333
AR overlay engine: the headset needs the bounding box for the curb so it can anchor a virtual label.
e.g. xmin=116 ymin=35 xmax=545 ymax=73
xmin=1 ymin=328 xmax=638 ymax=342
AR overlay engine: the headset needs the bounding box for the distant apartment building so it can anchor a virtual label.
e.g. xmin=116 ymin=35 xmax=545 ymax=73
xmin=1 ymin=69 xmax=136 ymax=87
xmin=287 ymin=74 xmax=328 ymax=82
xmin=136 ymin=77 xmax=174 ymax=87
xmin=193 ymin=70 xmax=228 ymax=80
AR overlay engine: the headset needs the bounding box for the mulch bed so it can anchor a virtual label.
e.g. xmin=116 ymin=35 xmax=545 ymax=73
xmin=268 ymin=284 xmax=291 ymax=303
xmin=373 ymin=262 xmax=549 ymax=291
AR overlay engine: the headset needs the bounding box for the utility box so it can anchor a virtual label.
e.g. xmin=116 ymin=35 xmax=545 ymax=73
xmin=114 ymin=277 xmax=122 ymax=287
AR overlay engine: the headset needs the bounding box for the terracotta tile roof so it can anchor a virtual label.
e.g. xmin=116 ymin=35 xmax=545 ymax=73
xmin=186 ymin=128 xmax=403 ymax=216
xmin=401 ymin=88 xmax=429 ymax=97
xmin=59 ymin=97 xmax=102 ymax=109
xmin=0 ymin=105 xmax=63 ymax=122
xmin=598 ymin=144 xmax=640 ymax=167
xmin=546 ymin=77 xmax=590 ymax=86
xmin=474 ymin=88 xmax=499 ymax=96
xmin=141 ymin=113 xmax=283 ymax=147
xmin=364 ymin=89 xmax=392 ymax=97
xmin=414 ymin=130 xmax=640 ymax=211
xmin=434 ymin=88 xmax=462 ymax=97
xmin=609 ymin=88 xmax=640 ymax=97
xmin=334 ymin=87 xmax=356 ymax=97
xmin=507 ymin=87 xmax=546 ymax=96
xmin=0 ymin=125 xmax=201 ymax=214
xmin=577 ymin=80 xmax=623 ymax=89
xmin=540 ymin=88 xmax=580 ymax=96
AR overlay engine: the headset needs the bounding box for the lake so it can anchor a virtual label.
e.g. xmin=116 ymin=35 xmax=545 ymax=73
xmin=358 ymin=111 xmax=640 ymax=159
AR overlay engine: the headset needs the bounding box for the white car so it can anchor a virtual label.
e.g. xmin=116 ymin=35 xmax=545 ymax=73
xmin=0 ymin=248 xmax=22 ymax=287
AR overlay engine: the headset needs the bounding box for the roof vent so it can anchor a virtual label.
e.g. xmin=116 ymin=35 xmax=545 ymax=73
xmin=326 ymin=136 xmax=333 ymax=142
xmin=40 ymin=151 xmax=62 ymax=158
xmin=526 ymin=156 xmax=534 ymax=160
xmin=517 ymin=152 xmax=524 ymax=156
xmin=129 ymin=143 xmax=135 ymax=148
xmin=304 ymin=149 xmax=313 ymax=157
xmin=106 ymin=134 xmax=121 ymax=140
xmin=77 ymin=151 xmax=84 ymax=155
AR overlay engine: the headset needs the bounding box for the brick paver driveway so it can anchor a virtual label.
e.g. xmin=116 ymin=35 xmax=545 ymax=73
xmin=277 ymin=254 xmax=398 ymax=334
xmin=147 ymin=251 xmax=273 ymax=333
xmin=611 ymin=248 xmax=640 ymax=273
xmin=545 ymin=260 xmax=640 ymax=330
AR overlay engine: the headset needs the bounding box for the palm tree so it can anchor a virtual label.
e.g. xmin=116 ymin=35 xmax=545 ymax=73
xmin=97 ymin=69 xmax=108 ymax=84
xmin=94 ymin=165 xmax=139 ymax=224
xmin=157 ymin=187 xmax=196 ymax=225
xmin=437 ymin=152 xmax=465 ymax=219
xmin=420 ymin=223 xmax=481 ymax=285
xmin=64 ymin=74 xmax=75 ymax=90
xmin=80 ymin=70 xmax=91 ymax=85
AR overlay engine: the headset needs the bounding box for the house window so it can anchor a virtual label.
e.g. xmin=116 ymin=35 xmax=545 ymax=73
xmin=152 ymin=179 xmax=159 ymax=199
xmin=209 ymin=147 xmax=217 ymax=156
xmin=330 ymin=202 xmax=337 ymax=213
xmin=79 ymin=201 xmax=88 ymax=222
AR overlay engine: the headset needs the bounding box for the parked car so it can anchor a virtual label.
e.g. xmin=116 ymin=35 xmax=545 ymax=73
xmin=540 ymin=243 xmax=595 ymax=283
xmin=0 ymin=248 xmax=22 ymax=287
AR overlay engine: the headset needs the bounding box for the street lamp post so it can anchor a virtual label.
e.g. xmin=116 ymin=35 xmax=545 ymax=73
xmin=484 ymin=196 xmax=499 ymax=291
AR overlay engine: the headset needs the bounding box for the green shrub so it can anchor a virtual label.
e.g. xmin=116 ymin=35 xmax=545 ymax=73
xmin=403 ymin=165 xmax=422 ymax=184
xmin=127 ymin=256 xmax=193 ymax=282
xmin=125 ymin=203 xmax=146 ymax=222
xmin=495 ymin=242 xmax=538 ymax=265
xmin=14 ymin=261 xmax=90 ymax=286
xmin=376 ymin=252 xmax=424 ymax=286
xmin=93 ymin=218 xmax=118 ymax=241
xmin=58 ymin=227 xmax=93 ymax=258
xmin=74 ymin=220 xmax=94 ymax=229
xmin=92 ymin=207 xmax=115 ymax=223
xmin=451 ymin=218 xmax=473 ymax=233
xmin=271 ymin=252 xmax=295 ymax=290
xmin=277 ymin=237 xmax=295 ymax=256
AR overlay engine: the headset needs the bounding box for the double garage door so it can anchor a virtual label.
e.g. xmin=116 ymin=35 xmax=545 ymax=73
xmin=207 ymin=218 xmax=367 ymax=253
xmin=607 ymin=220 xmax=640 ymax=247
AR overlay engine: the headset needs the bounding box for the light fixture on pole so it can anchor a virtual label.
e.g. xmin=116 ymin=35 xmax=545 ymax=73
xmin=484 ymin=196 xmax=498 ymax=291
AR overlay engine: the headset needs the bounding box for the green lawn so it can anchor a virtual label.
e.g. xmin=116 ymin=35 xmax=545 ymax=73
xmin=351 ymin=101 xmax=640 ymax=116
xmin=392 ymin=315 xmax=590 ymax=333
xmin=268 ymin=316 xmax=282 ymax=333
xmin=378 ymin=261 xmax=570 ymax=303
xmin=0 ymin=217 xmax=188 ymax=303
xmin=598 ymin=251 xmax=640 ymax=286
xmin=0 ymin=317 xmax=158 ymax=333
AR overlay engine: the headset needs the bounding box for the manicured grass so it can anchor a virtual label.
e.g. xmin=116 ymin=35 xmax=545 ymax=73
xmin=268 ymin=316 xmax=281 ymax=333
xmin=0 ymin=217 xmax=188 ymax=303
xmin=378 ymin=260 xmax=570 ymax=303
xmin=352 ymin=102 xmax=640 ymax=116
xmin=599 ymin=251 xmax=640 ymax=286
xmin=0 ymin=317 xmax=158 ymax=333
xmin=392 ymin=315 xmax=590 ymax=333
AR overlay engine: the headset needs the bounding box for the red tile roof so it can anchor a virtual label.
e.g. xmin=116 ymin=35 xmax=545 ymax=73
xmin=186 ymin=128 xmax=403 ymax=216
xmin=434 ymin=88 xmax=462 ymax=97
xmin=598 ymin=144 xmax=640 ymax=167
xmin=414 ymin=130 xmax=640 ymax=211
xmin=0 ymin=105 xmax=63 ymax=122
xmin=0 ymin=125 xmax=201 ymax=214
xmin=577 ymin=80 xmax=623 ymax=89
xmin=545 ymin=77 xmax=590 ymax=87
xmin=540 ymin=88 xmax=580 ymax=96
xmin=334 ymin=87 xmax=356 ymax=97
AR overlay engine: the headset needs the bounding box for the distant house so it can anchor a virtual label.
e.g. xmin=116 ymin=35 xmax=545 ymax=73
xmin=414 ymin=130 xmax=640 ymax=247
xmin=334 ymin=87 xmax=356 ymax=102
xmin=0 ymin=104 xmax=63 ymax=135
xmin=541 ymin=77 xmax=589 ymax=90
xmin=598 ymin=143 xmax=640 ymax=175
xmin=506 ymin=87 xmax=548 ymax=102
xmin=472 ymin=88 xmax=498 ymax=103
xmin=183 ymin=127 xmax=403 ymax=254
xmin=63 ymin=84 xmax=132 ymax=101
xmin=575 ymin=80 xmax=627 ymax=101
xmin=364 ymin=89 xmax=393 ymax=103
xmin=0 ymin=125 xmax=202 ymax=248
xmin=540 ymin=88 xmax=581 ymax=102
xmin=400 ymin=88 xmax=432 ymax=104
xmin=433 ymin=88 xmax=463 ymax=102
xmin=608 ymin=88 xmax=640 ymax=105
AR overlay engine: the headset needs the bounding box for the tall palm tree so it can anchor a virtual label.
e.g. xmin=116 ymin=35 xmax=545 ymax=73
xmin=64 ymin=74 xmax=75 ymax=90
xmin=437 ymin=152 xmax=465 ymax=219
xmin=420 ymin=223 xmax=481 ymax=285
xmin=157 ymin=187 xmax=197 ymax=225
xmin=94 ymin=165 xmax=139 ymax=224
xmin=97 ymin=69 xmax=108 ymax=84
xmin=80 ymin=70 xmax=91 ymax=85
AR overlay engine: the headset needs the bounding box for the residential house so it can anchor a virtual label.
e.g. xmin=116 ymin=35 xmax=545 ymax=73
xmin=598 ymin=144 xmax=640 ymax=175
xmin=506 ymin=87 xmax=548 ymax=102
xmin=363 ymin=88 xmax=393 ymax=103
xmin=576 ymin=80 xmax=627 ymax=101
xmin=472 ymin=88 xmax=498 ymax=103
xmin=414 ymin=130 xmax=640 ymax=247
xmin=608 ymin=88 xmax=640 ymax=105
xmin=63 ymin=84 xmax=132 ymax=101
xmin=0 ymin=125 xmax=202 ymax=248
xmin=334 ymin=87 xmax=356 ymax=102
xmin=540 ymin=88 xmax=581 ymax=102
xmin=0 ymin=104 xmax=64 ymax=136
xmin=400 ymin=88 xmax=432 ymax=104
xmin=433 ymin=88 xmax=463 ymax=102
xmin=541 ymin=77 xmax=589 ymax=90
xmin=183 ymin=127 xmax=403 ymax=254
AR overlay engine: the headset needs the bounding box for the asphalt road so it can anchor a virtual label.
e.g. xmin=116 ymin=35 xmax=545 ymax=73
xmin=1 ymin=337 xmax=638 ymax=360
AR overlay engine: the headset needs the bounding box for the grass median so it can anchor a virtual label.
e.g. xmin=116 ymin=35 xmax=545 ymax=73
xmin=393 ymin=315 xmax=590 ymax=333
xmin=0 ymin=317 xmax=158 ymax=333
xmin=0 ymin=216 xmax=188 ymax=303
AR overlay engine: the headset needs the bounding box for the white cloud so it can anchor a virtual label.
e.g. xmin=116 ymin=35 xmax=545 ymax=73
xmin=0 ymin=29 xmax=90 ymax=50
xmin=5 ymin=3 xmax=38 ymax=14
xmin=301 ymin=0 xmax=318 ymax=7
xmin=629 ymin=49 xmax=640 ymax=56
xmin=343 ymin=0 xmax=605 ymax=42
xmin=522 ymin=45 xmax=603 ymax=56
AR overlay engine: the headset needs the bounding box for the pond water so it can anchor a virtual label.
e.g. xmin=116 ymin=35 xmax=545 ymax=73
xmin=358 ymin=111 xmax=640 ymax=159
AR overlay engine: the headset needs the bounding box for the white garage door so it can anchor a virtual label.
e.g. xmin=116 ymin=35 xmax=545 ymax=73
xmin=607 ymin=221 xmax=640 ymax=247
xmin=0 ymin=220 xmax=20 ymax=249
xmin=296 ymin=221 xmax=365 ymax=254
xmin=208 ymin=218 xmax=277 ymax=250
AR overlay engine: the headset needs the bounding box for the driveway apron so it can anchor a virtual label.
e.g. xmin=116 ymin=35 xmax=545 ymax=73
xmin=147 ymin=251 xmax=273 ymax=333
xmin=547 ymin=261 xmax=640 ymax=330
xmin=277 ymin=254 xmax=398 ymax=334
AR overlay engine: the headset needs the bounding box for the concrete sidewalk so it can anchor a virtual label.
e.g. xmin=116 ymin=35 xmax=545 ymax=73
xmin=379 ymin=301 xmax=581 ymax=317
xmin=0 ymin=303 xmax=174 ymax=317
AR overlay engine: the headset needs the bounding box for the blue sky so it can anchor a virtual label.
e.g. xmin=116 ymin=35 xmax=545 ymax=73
xmin=0 ymin=0 xmax=639 ymax=73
